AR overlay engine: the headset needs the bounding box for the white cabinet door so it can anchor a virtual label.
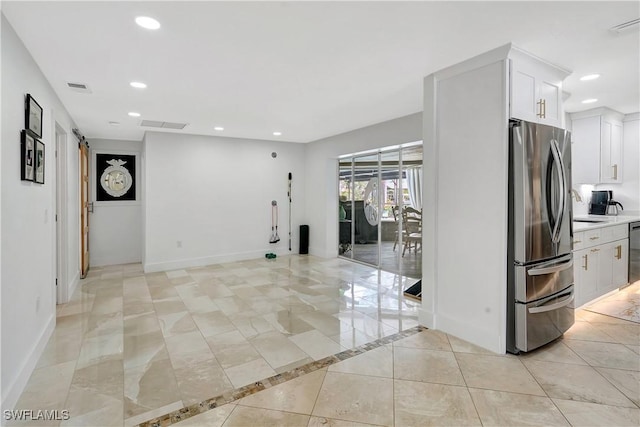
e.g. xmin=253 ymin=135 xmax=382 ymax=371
xmin=538 ymin=78 xmax=561 ymax=127
xmin=611 ymin=239 xmax=629 ymax=287
xmin=574 ymin=248 xmax=599 ymax=306
xmin=571 ymin=116 xmax=600 ymax=185
xmin=577 ymin=240 xmax=628 ymax=306
xmin=510 ymin=60 xmax=562 ymax=128
xmin=511 ymin=66 xmax=537 ymax=123
xmin=600 ymin=119 xmax=623 ymax=183
xmin=595 ymin=244 xmax=613 ymax=295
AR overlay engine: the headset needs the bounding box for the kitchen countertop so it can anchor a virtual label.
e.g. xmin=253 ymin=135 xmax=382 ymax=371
xmin=573 ymin=214 xmax=640 ymax=232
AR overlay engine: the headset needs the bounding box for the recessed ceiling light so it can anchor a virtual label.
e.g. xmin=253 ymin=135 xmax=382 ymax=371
xmin=579 ymin=74 xmax=600 ymax=81
xmin=128 ymin=112 xmax=141 ymax=117
xmin=130 ymin=81 xmax=147 ymax=89
xmin=135 ymin=16 xmax=160 ymax=30
xmin=273 ymin=131 xmax=282 ymax=136
xmin=582 ymin=99 xmax=598 ymax=104
xmin=108 ymin=121 xmax=120 ymax=126
xmin=214 ymin=126 xmax=224 ymax=131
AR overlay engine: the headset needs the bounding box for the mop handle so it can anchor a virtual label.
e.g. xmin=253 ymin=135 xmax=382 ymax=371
xmin=288 ymin=173 xmax=292 ymax=251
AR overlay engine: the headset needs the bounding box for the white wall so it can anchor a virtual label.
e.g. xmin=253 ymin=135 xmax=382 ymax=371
xmin=143 ymin=132 xmax=306 ymax=272
xmin=89 ymin=138 xmax=142 ymax=266
xmin=0 ymin=13 xmax=3 ymax=413
xmin=304 ymin=113 xmax=422 ymax=258
xmin=421 ymin=58 xmax=509 ymax=354
xmin=1 ymin=14 xmax=79 ymax=410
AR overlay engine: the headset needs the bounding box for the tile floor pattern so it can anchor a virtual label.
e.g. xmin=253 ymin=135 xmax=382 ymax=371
xmin=9 ymin=256 xmax=420 ymax=427
xmin=586 ymin=281 xmax=640 ymax=323
xmin=8 ymin=256 xmax=640 ymax=427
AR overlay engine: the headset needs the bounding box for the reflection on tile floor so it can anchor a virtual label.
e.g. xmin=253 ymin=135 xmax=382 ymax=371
xmin=10 ymin=256 xmax=640 ymax=426
xmin=586 ymin=281 xmax=640 ymax=324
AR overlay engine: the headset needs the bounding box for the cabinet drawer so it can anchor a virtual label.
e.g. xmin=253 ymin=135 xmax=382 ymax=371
xmin=582 ymin=229 xmax=602 ymax=249
xmin=600 ymin=224 xmax=628 ymax=242
xmin=574 ymin=225 xmax=628 ymax=251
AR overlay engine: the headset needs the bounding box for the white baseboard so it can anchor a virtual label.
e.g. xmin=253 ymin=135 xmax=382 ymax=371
xmin=418 ymin=307 xmax=435 ymax=329
xmin=429 ymin=311 xmax=504 ymax=354
xmin=1 ymin=314 xmax=55 ymax=412
xmin=91 ymin=256 xmax=142 ymax=268
xmin=309 ymin=246 xmax=335 ymax=259
xmin=68 ymin=270 xmax=80 ymax=300
xmin=143 ymin=248 xmax=297 ymax=273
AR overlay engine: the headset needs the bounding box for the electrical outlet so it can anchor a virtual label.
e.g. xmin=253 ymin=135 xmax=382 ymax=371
xmin=177 ymin=240 xmax=182 ymax=248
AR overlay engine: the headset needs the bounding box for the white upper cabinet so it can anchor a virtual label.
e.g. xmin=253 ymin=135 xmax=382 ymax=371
xmin=509 ymin=49 xmax=566 ymax=128
xmin=600 ymin=118 xmax=623 ymax=183
xmin=571 ymin=115 xmax=601 ymax=184
xmin=570 ymin=108 xmax=624 ymax=185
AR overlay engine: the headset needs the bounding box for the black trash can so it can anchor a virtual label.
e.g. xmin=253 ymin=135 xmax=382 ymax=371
xmin=299 ymin=225 xmax=309 ymax=254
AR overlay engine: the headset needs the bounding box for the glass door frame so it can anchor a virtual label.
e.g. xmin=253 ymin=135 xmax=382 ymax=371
xmin=338 ymin=146 xmax=408 ymax=273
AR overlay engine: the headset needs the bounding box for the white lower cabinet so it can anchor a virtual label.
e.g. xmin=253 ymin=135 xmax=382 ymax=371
xmin=573 ymin=224 xmax=629 ymax=307
xmin=610 ymin=240 xmax=629 ymax=287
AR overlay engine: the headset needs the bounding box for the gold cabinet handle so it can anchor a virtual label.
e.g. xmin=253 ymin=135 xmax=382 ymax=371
xmin=536 ymin=99 xmax=544 ymax=118
xmin=542 ymin=99 xmax=546 ymax=118
xmin=573 ymin=240 xmax=581 ymax=245
xmin=591 ymin=248 xmax=600 ymax=252
xmin=589 ymin=236 xmax=600 ymax=240
xmin=612 ymin=164 xmax=618 ymax=180
xmin=583 ymin=254 xmax=588 ymax=270
xmin=615 ymin=245 xmax=622 ymax=260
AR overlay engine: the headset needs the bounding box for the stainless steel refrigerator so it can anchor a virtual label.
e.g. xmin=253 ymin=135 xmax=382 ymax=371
xmin=507 ymin=120 xmax=574 ymax=353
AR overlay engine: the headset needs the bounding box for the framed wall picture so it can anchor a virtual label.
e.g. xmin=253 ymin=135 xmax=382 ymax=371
xmin=25 ymin=94 xmax=43 ymax=138
xmin=20 ymin=130 xmax=35 ymax=181
xmin=96 ymin=153 xmax=136 ymax=201
xmin=34 ymin=139 xmax=45 ymax=184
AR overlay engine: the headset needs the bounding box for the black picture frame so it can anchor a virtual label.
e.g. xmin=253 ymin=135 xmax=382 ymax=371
xmin=96 ymin=153 xmax=136 ymax=201
xmin=20 ymin=130 xmax=35 ymax=181
xmin=25 ymin=94 xmax=43 ymax=138
xmin=34 ymin=139 xmax=45 ymax=184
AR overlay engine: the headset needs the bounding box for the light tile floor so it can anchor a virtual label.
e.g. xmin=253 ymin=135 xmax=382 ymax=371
xmin=9 ymin=257 xmax=640 ymax=427
xmin=586 ymin=281 xmax=640 ymax=323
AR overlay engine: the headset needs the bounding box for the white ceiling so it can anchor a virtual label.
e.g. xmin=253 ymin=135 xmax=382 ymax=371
xmin=2 ymin=1 xmax=639 ymax=143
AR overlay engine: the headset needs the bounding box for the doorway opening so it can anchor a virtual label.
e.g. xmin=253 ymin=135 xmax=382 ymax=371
xmin=338 ymin=143 xmax=423 ymax=279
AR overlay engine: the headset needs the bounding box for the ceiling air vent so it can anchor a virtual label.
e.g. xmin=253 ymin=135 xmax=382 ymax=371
xmin=67 ymin=82 xmax=92 ymax=93
xmin=609 ymin=18 xmax=640 ymax=35
xmin=140 ymin=120 xmax=188 ymax=130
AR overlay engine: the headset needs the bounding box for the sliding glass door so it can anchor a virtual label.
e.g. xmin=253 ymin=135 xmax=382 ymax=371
xmin=338 ymin=144 xmax=423 ymax=278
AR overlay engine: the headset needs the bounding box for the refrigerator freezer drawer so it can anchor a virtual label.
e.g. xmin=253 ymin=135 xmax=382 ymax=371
xmin=515 ymin=254 xmax=573 ymax=302
xmin=516 ymin=286 xmax=574 ymax=352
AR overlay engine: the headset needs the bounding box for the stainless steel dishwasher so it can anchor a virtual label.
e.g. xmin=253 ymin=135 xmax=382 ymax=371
xmin=630 ymin=222 xmax=640 ymax=284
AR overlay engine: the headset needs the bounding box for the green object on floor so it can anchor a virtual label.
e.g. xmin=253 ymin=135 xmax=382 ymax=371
xmin=265 ymin=253 xmax=277 ymax=259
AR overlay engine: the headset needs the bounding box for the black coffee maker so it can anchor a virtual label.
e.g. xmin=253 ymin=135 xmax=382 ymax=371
xmin=589 ymin=190 xmax=624 ymax=215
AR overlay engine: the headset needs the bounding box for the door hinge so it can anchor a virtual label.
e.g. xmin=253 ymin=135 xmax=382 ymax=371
xmin=55 ymin=214 xmax=58 ymax=222
xmin=55 ymin=278 xmax=58 ymax=286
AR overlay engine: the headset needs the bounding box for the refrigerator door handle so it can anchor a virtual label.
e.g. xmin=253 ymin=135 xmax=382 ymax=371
xmin=550 ymin=139 xmax=566 ymax=243
xmin=527 ymin=256 xmax=573 ymax=276
xmin=528 ymin=293 xmax=574 ymax=314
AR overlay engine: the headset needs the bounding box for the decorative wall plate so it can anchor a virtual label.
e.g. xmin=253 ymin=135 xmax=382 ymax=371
xmin=96 ymin=153 xmax=136 ymax=201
